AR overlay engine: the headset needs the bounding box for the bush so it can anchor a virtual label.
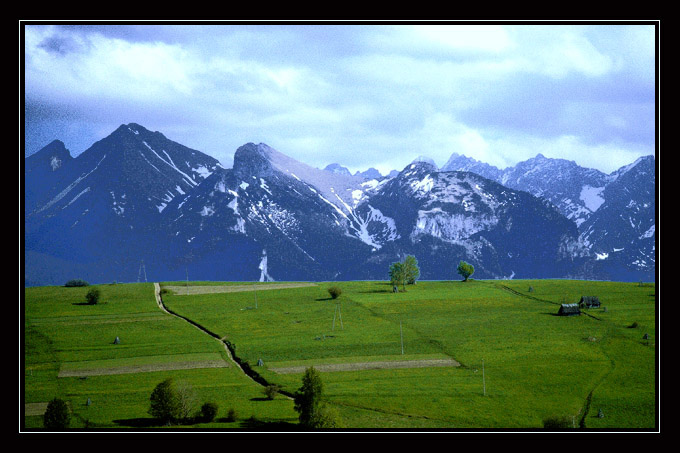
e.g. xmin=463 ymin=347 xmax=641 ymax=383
xmin=310 ymin=405 xmax=344 ymax=428
xmin=200 ymin=402 xmax=218 ymax=423
xmin=226 ymin=408 xmax=237 ymax=422
xmin=44 ymin=397 xmax=71 ymax=429
xmin=263 ymin=384 xmax=281 ymax=400
xmin=85 ymin=288 xmax=101 ymax=305
xmin=629 ymin=321 xmax=639 ymax=328
xmin=327 ymin=287 xmax=342 ymax=299
xmin=65 ymin=279 xmax=89 ymax=287
xmin=543 ymin=415 xmax=573 ymax=429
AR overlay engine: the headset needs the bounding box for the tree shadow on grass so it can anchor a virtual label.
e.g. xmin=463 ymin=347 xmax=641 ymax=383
xmin=315 ymin=297 xmax=334 ymax=301
xmin=113 ymin=417 xmax=161 ymax=428
xmin=239 ymin=417 xmax=299 ymax=431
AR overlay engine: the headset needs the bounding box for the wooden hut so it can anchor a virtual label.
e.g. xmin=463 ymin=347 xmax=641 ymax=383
xmin=579 ymin=296 xmax=600 ymax=309
xmin=558 ymin=303 xmax=581 ymax=316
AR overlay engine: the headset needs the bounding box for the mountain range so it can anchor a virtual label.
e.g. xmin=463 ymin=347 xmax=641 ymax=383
xmin=23 ymin=123 xmax=656 ymax=286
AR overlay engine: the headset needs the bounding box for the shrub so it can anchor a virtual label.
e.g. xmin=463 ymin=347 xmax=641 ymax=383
xmin=327 ymin=286 xmax=342 ymax=299
xmin=85 ymin=288 xmax=101 ymax=305
xmin=199 ymin=402 xmax=218 ymax=423
xmin=629 ymin=321 xmax=639 ymax=328
xmin=65 ymin=279 xmax=89 ymax=287
xmin=225 ymin=408 xmax=237 ymax=422
xmin=310 ymin=405 xmax=344 ymax=428
xmin=263 ymin=384 xmax=281 ymax=400
xmin=543 ymin=415 xmax=573 ymax=429
xmin=43 ymin=397 xmax=71 ymax=429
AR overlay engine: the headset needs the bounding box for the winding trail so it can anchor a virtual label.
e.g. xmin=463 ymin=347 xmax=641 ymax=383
xmin=491 ymin=282 xmax=611 ymax=426
xmin=153 ymin=283 xmax=294 ymax=400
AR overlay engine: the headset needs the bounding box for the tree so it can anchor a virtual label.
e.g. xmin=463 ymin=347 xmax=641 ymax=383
xmin=389 ymin=261 xmax=406 ymax=291
xmin=199 ymin=402 xmax=219 ymax=423
xmin=403 ymin=255 xmax=420 ymax=285
xmin=457 ymin=261 xmax=475 ymax=282
xmin=85 ymin=288 xmax=100 ymax=305
xmin=149 ymin=378 xmax=181 ymax=424
xmin=327 ymin=286 xmax=342 ymax=299
xmin=64 ymin=279 xmax=88 ymax=287
xmin=175 ymin=380 xmax=199 ymax=421
xmin=293 ymin=367 xmax=324 ymax=427
xmin=43 ymin=397 xmax=70 ymax=429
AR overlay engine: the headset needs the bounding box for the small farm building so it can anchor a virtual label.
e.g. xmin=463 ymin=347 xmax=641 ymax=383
xmin=558 ymin=303 xmax=581 ymax=316
xmin=579 ymin=296 xmax=600 ymax=308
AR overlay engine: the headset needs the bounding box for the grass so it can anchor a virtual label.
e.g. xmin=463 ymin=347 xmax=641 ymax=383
xmin=23 ymin=279 xmax=656 ymax=430
xmin=23 ymin=283 xmax=298 ymax=429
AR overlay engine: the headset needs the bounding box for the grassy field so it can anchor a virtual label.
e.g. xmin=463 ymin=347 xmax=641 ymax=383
xmin=23 ymin=279 xmax=656 ymax=430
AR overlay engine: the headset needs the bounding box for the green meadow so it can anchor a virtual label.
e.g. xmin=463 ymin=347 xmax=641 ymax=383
xmin=23 ymin=279 xmax=656 ymax=429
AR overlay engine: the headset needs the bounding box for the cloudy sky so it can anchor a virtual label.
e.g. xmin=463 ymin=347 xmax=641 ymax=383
xmin=23 ymin=22 xmax=656 ymax=175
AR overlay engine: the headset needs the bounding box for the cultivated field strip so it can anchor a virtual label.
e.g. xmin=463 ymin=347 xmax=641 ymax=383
xmin=57 ymin=360 xmax=228 ymax=377
xmin=270 ymin=358 xmax=460 ymax=374
xmin=162 ymin=282 xmax=317 ymax=295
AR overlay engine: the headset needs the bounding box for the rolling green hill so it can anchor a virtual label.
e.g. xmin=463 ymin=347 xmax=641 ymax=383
xmin=23 ymin=279 xmax=656 ymax=430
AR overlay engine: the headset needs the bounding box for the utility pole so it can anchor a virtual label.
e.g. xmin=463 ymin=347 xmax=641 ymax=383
xmin=254 ymin=289 xmax=258 ymax=309
xmin=338 ymin=302 xmax=343 ymax=330
xmin=332 ymin=305 xmax=336 ymax=331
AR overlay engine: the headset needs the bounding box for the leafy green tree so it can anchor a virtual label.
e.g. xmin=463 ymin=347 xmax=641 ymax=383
xmin=294 ymin=367 xmax=324 ymax=427
xmin=403 ymin=255 xmax=420 ymax=285
xmin=43 ymin=397 xmax=71 ymax=429
xmin=149 ymin=378 xmax=181 ymax=424
xmin=199 ymin=402 xmax=219 ymax=422
xmin=457 ymin=261 xmax=475 ymax=282
xmin=85 ymin=288 xmax=100 ymax=305
xmin=327 ymin=286 xmax=342 ymax=299
xmin=389 ymin=261 xmax=406 ymax=291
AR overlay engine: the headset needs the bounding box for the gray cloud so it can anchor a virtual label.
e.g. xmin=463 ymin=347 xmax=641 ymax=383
xmin=23 ymin=23 xmax=656 ymax=174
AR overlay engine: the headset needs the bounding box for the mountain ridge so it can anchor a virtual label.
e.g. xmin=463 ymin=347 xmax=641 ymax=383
xmin=24 ymin=124 xmax=656 ymax=285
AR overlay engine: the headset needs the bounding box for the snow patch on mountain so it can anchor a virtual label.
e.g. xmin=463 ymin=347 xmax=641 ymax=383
xmin=412 ymin=209 xmax=498 ymax=243
xmin=143 ymin=141 xmax=197 ymax=187
xmin=38 ymin=154 xmax=108 ymax=213
xmin=579 ymin=185 xmax=605 ymax=212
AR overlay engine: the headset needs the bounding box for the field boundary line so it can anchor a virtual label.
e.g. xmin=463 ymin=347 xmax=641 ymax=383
xmin=494 ymin=283 xmax=603 ymax=321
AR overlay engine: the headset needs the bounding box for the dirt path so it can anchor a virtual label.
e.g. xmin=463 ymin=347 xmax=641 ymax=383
xmin=271 ymin=358 xmax=460 ymax=375
xmin=162 ymin=282 xmax=317 ymax=296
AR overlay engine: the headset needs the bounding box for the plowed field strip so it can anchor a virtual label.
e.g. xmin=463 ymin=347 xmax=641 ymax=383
xmin=271 ymin=358 xmax=460 ymax=374
xmin=58 ymin=360 xmax=228 ymax=377
xmin=163 ymin=282 xmax=317 ymax=295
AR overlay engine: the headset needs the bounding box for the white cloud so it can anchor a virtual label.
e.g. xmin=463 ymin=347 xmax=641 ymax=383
xmin=24 ymin=24 xmax=655 ymax=177
xmin=413 ymin=25 xmax=513 ymax=53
